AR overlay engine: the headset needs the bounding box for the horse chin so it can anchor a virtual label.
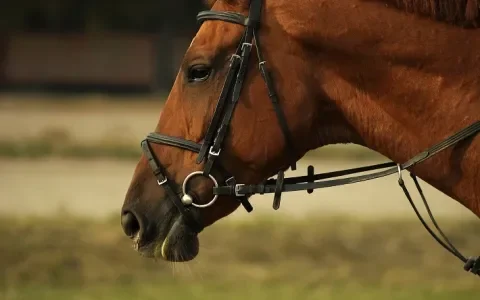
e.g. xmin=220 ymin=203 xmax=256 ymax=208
xmin=154 ymin=216 xmax=200 ymax=262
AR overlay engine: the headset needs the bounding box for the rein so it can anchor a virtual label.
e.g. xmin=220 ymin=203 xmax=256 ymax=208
xmin=141 ymin=0 xmax=480 ymax=276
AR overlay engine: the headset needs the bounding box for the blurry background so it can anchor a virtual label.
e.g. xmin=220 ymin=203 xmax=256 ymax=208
xmin=0 ymin=1 xmax=479 ymax=299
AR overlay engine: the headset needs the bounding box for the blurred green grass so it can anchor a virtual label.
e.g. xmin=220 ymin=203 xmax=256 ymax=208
xmin=0 ymin=128 xmax=139 ymax=160
xmin=0 ymin=127 xmax=384 ymax=161
xmin=0 ymin=214 xmax=478 ymax=299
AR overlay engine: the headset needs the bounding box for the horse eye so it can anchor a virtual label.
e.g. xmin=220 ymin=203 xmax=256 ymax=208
xmin=187 ymin=65 xmax=211 ymax=82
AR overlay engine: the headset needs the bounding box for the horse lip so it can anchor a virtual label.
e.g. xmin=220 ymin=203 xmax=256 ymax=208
xmin=132 ymin=208 xmax=178 ymax=256
xmin=159 ymin=216 xmax=199 ymax=262
xmin=159 ymin=216 xmax=182 ymax=259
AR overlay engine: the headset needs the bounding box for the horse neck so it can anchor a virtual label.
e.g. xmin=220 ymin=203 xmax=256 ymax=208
xmin=279 ymin=0 xmax=480 ymax=216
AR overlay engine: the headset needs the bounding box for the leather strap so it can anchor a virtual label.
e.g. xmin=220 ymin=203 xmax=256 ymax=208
xmin=144 ymin=134 xmax=254 ymax=214
xmin=196 ymin=55 xmax=242 ymax=163
xmin=254 ymin=31 xmax=297 ymax=171
xmin=272 ymin=170 xmax=285 ymax=210
xmin=197 ymin=0 xmax=298 ymax=173
xmin=141 ymin=140 xmax=204 ymax=232
xmin=213 ymin=121 xmax=480 ymax=197
xmin=147 ymin=133 xmax=201 ymax=153
xmin=202 ymin=3 xmax=259 ymax=175
xmin=197 ymin=11 xmax=247 ymax=26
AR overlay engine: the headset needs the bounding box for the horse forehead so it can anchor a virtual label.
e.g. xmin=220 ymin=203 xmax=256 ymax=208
xmin=190 ymin=21 xmax=241 ymax=53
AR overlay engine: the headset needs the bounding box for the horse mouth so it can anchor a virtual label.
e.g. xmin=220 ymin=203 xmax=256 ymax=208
xmin=134 ymin=216 xmax=200 ymax=262
xmin=159 ymin=217 xmax=200 ymax=261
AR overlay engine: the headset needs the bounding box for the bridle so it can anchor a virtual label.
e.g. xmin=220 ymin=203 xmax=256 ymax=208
xmin=141 ymin=0 xmax=480 ymax=276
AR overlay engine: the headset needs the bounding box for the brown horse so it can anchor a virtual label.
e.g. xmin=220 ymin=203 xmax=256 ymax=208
xmin=120 ymin=0 xmax=480 ymax=269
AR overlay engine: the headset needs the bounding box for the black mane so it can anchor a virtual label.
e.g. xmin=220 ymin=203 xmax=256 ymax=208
xmin=381 ymin=0 xmax=480 ymax=27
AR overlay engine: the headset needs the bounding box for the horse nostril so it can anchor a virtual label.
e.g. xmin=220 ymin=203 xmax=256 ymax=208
xmin=121 ymin=211 xmax=141 ymax=238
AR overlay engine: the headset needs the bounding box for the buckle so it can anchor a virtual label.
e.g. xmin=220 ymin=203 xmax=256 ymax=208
xmin=234 ymin=184 xmax=246 ymax=197
xmin=209 ymin=146 xmax=221 ymax=157
xmin=157 ymin=178 xmax=167 ymax=186
xmin=242 ymin=42 xmax=252 ymax=51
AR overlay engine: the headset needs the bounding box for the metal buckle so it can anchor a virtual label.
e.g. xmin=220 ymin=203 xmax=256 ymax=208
xmin=242 ymin=42 xmax=252 ymax=51
xmin=182 ymin=171 xmax=219 ymax=208
xmin=209 ymin=146 xmax=221 ymax=157
xmin=157 ymin=178 xmax=167 ymax=186
xmin=234 ymin=184 xmax=246 ymax=197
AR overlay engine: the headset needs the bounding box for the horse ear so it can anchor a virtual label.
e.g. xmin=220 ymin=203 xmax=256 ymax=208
xmin=203 ymin=0 xmax=217 ymax=8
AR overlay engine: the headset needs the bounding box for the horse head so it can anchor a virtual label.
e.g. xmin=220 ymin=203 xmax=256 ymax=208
xmin=120 ymin=0 xmax=480 ymax=267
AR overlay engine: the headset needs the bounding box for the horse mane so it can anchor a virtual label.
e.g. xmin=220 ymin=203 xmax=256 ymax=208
xmin=203 ymin=0 xmax=480 ymax=27
xmin=379 ymin=0 xmax=479 ymax=27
